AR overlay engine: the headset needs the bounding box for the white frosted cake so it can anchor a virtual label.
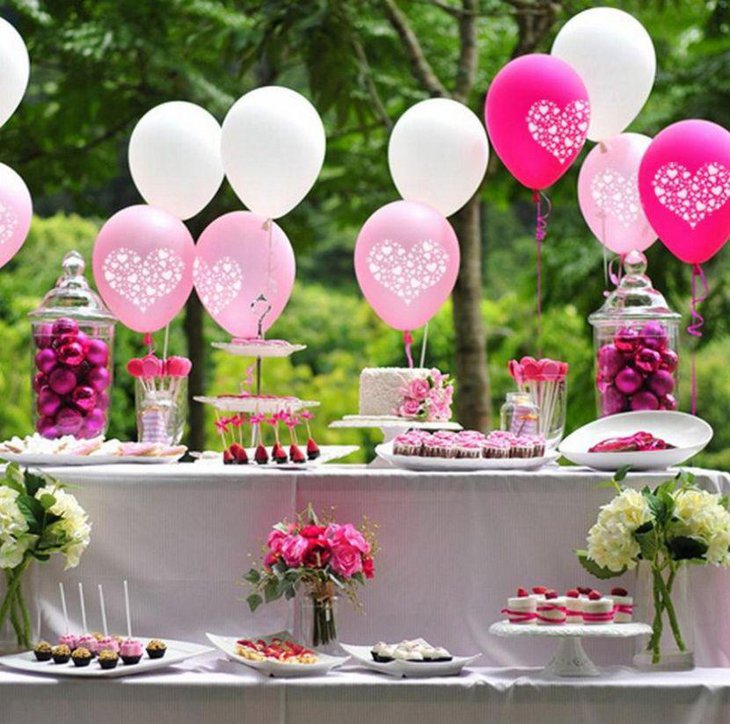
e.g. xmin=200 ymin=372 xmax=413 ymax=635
xmin=358 ymin=367 xmax=432 ymax=418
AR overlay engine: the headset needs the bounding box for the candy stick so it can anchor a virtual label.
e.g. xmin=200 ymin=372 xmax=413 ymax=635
xmin=98 ymin=584 xmax=109 ymax=638
xmin=123 ymin=580 xmax=132 ymax=640
xmin=78 ymin=582 xmax=88 ymax=633
xmin=59 ymin=582 xmax=69 ymax=634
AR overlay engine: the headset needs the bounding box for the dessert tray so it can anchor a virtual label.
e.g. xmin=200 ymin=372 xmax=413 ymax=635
xmin=489 ymin=622 xmax=652 ymax=677
xmin=206 ymin=632 xmax=348 ymax=678
xmin=0 ymin=638 xmax=212 ymax=679
xmin=340 ymin=643 xmax=480 ymax=679
xmin=375 ymin=442 xmax=559 ymax=472
xmin=212 ymin=339 xmax=306 ymax=358
xmin=193 ymin=445 xmax=359 ymax=469
xmin=559 ymin=411 xmax=712 ymax=471
xmin=195 ymin=395 xmax=319 ymax=415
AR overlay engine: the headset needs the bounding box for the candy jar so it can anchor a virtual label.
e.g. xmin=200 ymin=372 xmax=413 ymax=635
xmin=588 ymin=250 xmax=680 ymax=417
xmin=28 ymin=251 xmax=116 ymax=439
xmin=500 ymin=392 xmax=539 ymax=437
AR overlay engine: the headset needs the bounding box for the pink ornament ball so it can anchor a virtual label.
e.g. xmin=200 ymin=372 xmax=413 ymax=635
xmin=601 ymin=385 xmax=627 ymax=416
xmin=96 ymin=390 xmax=110 ymax=411
xmin=82 ymin=408 xmax=106 ymax=436
xmin=648 ymin=370 xmax=676 ymax=398
xmin=48 ymin=367 xmax=77 ymax=395
xmin=37 ymin=387 xmax=62 ymax=417
xmin=71 ymin=385 xmax=97 ymax=413
xmin=86 ymin=366 xmax=110 ymax=392
xmin=52 ymin=317 xmax=79 ymax=340
xmin=57 ymin=341 xmax=85 ymax=367
xmin=634 ymin=347 xmax=662 ymax=374
xmin=85 ymin=338 xmax=109 ymax=366
xmin=660 ymin=394 xmax=678 ymax=411
xmin=597 ymin=344 xmax=625 ymax=380
xmin=640 ymin=321 xmax=668 ymax=351
xmin=660 ymin=349 xmax=679 ymax=373
xmin=34 ymin=323 xmax=54 ymax=349
xmin=36 ymin=416 xmax=59 ymax=439
xmin=615 ymin=367 xmax=643 ymax=395
xmin=35 ymin=348 xmax=57 ymax=374
xmin=631 ymin=390 xmax=659 ymax=411
xmin=33 ymin=373 xmax=48 ymax=393
xmin=55 ymin=407 xmax=83 ymax=435
xmin=614 ymin=327 xmax=640 ymax=354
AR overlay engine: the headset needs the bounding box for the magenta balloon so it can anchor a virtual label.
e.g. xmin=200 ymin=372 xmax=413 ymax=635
xmin=354 ymin=201 xmax=459 ymax=331
xmin=638 ymin=120 xmax=730 ymax=265
xmin=0 ymin=163 xmax=32 ymax=269
xmin=92 ymin=205 xmax=195 ymax=333
xmin=578 ymin=133 xmax=657 ymax=255
xmin=485 ymin=54 xmax=589 ymax=190
xmin=193 ymin=211 xmax=295 ymax=338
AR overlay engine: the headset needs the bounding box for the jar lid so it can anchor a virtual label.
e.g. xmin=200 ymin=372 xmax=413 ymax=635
xmin=588 ymin=250 xmax=680 ymax=324
xmin=28 ymin=251 xmax=116 ymax=322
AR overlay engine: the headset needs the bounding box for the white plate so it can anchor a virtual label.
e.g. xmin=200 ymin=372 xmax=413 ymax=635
xmin=192 ymin=445 xmax=359 ymax=469
xmin=375 ymin=442 xmax=559 ymax=472
xmin=0 ymin=638 xmax=212 ymax=678
xmin=206 ymin=632 xmax=347 ymax=678
xmin=558 ymin=411 xmax=713 ymax=471
xmin=195 ymin=396 xmax=319 ymax=414
xmin=340 ymin=643 xmax=480 ymax=678
xmin=212 ymin=340 xmax=306 ymax=358
xmin=0 ymin=452 xmax=185 ymax=467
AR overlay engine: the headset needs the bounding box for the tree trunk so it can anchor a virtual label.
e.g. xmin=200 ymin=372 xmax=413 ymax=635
xmin=451 ymin=193 xmax=490 ymax=431
xmin=184 ymin=289 xmax=205 ymax=452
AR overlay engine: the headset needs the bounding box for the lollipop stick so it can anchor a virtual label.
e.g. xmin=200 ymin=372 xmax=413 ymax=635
xmin=98 ymin=584 xmax=109 ymax=638
xmin=78 ymin=582 xmax=88 ymax=633
xmin=123 ymin=580 xmax=132 ymax=639
xmin=59 ymin=582 xmax=69 ymax=634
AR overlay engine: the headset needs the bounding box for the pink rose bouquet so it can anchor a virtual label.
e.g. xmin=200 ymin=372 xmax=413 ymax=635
xmin=244 ymin=505 xmax=378 ymax=648
xmin=396 ymin=369 xmax=454 ymax=421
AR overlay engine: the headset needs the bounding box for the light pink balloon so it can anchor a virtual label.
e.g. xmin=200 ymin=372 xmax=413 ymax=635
xmin=639 ymin=119 xmax=730 ymax=265
xmin=578 ymin=133 xmax=656 ymax=255
xmin=92 ymin=205 xmax=195 ymax=333
xmin=193 ymin=211 xmax=295 ymax=338
xmin=354 ymin=201 xmax=459 ymax=331
xmin=0 ymin=162 xmax=32 ymax=269
xmin=485 ymin=54 xmax=590 ymax=190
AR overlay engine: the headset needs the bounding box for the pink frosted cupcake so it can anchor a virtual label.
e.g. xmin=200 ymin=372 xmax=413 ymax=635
xmin=58 ymin=634 xmax=78 ymax=651
xmin=511 ymin=437 xmax=535 ymax=458
xmin=120 ymin=638 xmax=144 ymax=665
xmin=77 ymin=634 xmax=99 ymax=656
xmin=455 ymin=439 xmax=482 ymax=459
xmin=423 ymin=435 xmax=454 ymax=458
xmin=393 ymin=432 xmax=423 ymax=456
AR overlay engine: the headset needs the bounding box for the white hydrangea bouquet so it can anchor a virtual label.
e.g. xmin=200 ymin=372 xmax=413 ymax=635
xmin=577 ymin=468 xmax=730 ymax=665
xmin=0 ymin=464 xmax=91 ymax=649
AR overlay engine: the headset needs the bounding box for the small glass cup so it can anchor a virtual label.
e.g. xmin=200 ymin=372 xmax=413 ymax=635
xmin=500 ymin=392 xmax=540 ymax=438
xmin=135 ymin=377 xmax=187 ymax=445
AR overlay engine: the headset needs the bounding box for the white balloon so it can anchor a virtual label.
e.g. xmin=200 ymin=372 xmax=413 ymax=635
xmin=388 ymin=99 xmax=489 ymax=217
xmin=221 ymin=86 xmax=326 ymax=219
xmin=0 ymin=18 xmax=30 ymax=129
xmin=552 ymin=7 xmax=656 ymax=142
xmin=128 ymin=101 xmax=224 ymax=220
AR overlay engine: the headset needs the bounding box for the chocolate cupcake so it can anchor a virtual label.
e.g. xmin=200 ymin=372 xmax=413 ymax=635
xmin=33 ymin=641 xmax=52 ymax=662
xmin=71 ymin=647 xmax=93 ymax=667
xmin=120 ymin=638 xmax=143 ymax=665
xmin=51 ymin=644 xmax=71 ymax=664
xmin=146 ymin=639 xmax=167 ymax=659
xmin=98 ymin=649 xmax=119 ymax=670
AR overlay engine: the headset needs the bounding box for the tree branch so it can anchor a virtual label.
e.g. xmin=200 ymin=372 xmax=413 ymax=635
xmin=453 ymin=0 xmax=479 ymax=102
xmin=507 ymin=0 xmax=558 ymax=58
xmin=382 ymin=0 xmax=448 ymax=97
xmin=352 ymin=37 xmax=393 ymax=130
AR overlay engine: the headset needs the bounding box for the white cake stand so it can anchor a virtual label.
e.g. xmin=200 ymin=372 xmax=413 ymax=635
xmin=211 ymin=340 xmax=306 ymax=358
xmin=195 ymin=395 xmax=319 ymax=414
xmin=489 ymin=621 xmax=652 ymax=677
xmin=329 ymin=416 xmax=462 ymax=443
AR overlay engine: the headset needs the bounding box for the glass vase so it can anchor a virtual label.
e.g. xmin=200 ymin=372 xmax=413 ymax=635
xmin=297 ymin=591 xmax=340 ymax=655
xmin=633 ymin=562 xmax=694 ymax=671
xmin=0 ymin=564 xmax=40 ymax=654
xmin=135 ymin=376 xmax=187 ymax=445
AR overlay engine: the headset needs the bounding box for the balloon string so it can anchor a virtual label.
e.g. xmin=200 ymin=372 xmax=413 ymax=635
xmin=419 ymin=322 xmax=429 ymax=369
xmin=404 ymin=330 xmax=414 ymax=369
xmin=533 ymin=190 xmax=551 ymax=357
xmin=688 ymin=263 xmax=709 ymax=416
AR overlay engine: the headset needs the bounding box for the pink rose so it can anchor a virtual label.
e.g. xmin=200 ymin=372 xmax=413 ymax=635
xmin=398 ymin=399 xmax=422 ymax=417
xmin=330 ymin=543 xmax=363 ymax=578
xmin=281 ymin=535 xmax=309 ymax=567
xmin=329 ymin=523 xmax=370 ymax=554
xmin=430 ymin=368 xmax=445 ymax=385
xmin=263 ymin=551 xmax=278 ymax=570
xmin=408 ymin=378 xmax=430 ymax=402
xmin=267 ymin=529 xmax=287 ymax=554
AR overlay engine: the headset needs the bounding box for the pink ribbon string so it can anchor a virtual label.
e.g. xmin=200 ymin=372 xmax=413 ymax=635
xmin=500 ymin=608 xmax=537 ymax=623
xmin=533 ymin=190 xmax=551 ymax=356
xmin=403 ymin=330 xmax=414 ymax=369
xmin=614 ymin=604 xmax=634 ymax=615
xmin=688 ymin=263 xmax=709 ymax=415
xmin=582 ymin=611 xmax=615 ymax=623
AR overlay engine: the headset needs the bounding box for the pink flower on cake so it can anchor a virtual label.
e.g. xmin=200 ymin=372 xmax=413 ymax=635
xmin=281 ymin=535 xmax=309 ymax=567
xmin=398 ymin=399 xmax=422 ymax=417
xmin=407 ymin=378 xmax=431 ymax=402
xmin=330 ymin=543 xmax=363 ymax=577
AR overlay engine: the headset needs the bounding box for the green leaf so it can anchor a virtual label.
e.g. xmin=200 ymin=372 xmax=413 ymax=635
xmin=634 ymin=522 xmax=658 ymax=561
xmin=15 ymin=495 xmax=45 ymax=534
xmin=667 ymin=536 xmax=708 ymax=561
xmin=29 ymin=551 xmax=50 ymax=562
xmin=575 ymin=549 xmax=624 ymax=580
xmin=2 ymin=463 xmax=25 ymax=494
xmin=242 ymin=568 xmax=261 ymax=584
xmin=39 ymin=493 xmax=56 ymax=511
xmin=614 ymin=465 xmax=631 ymax=483
xmin=247 ymin=594 xmax=263 ymax=612
xmin=675 ymin=469 xmax=695 ymax=489
xmin=264 ymin=578 xmax=281 ymax=603
xmin=24 ymin=471 xmax=51 ymax=498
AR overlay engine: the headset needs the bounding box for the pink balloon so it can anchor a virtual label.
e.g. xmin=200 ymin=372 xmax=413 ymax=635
xmin=485 ymin=54 xmax=589 ymax=190
xmin=354 ymin=201 xmax=459 ymax=331
xmin=578 ymin=133 xmax=657 ymax=255
xmin=93 ymin=205 xmax=195 ymax=333
xmin=638 ymin=120 xmax=730 ymax=265
xmin=0 ymin=163 xmax=32 ymax=269
xmin=193 ymin=211 xmax=295 ymax=338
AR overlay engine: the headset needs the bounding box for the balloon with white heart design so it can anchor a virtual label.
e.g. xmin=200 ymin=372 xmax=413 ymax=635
xmin=0 ymin=18 xmax=29 ymax=129
xmin=193 ymin=211 xmax=295 ymax=338
xmin=485 ymin=54 xmax=589 ymax=190
xmin=552 ymin=7 xmax=655 ymax=142
xmin=0 ymin=163 xmax=32 ymax=270
xmin=129 ymin=101 xmax=224 ymax=220
xmin=638 ymin=120 xmax=730 ymax=265
xmin=354 ymin=201 xmax=459 ymax=331
xmin=577 ymin=133 xmax=656 ymax=255
xmin=92 ymin=205 xmax=195 ymax=333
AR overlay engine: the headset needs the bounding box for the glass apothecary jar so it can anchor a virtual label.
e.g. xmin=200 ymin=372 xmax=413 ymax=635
xmin=500 ymin=392 xmax=540 ymax=437
xmin=588 ymin=251 xmax=680 ymax=417
xmin=28 ymin=251 xmax=116 ymax=439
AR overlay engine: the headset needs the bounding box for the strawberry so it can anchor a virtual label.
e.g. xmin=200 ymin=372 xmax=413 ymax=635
xmin=532 ymin=585 xmax=548 ymax=595
xmin=289 ymin=444 xmax=306 ymax=464
xmin=545 ymin=589 xmax=558 ymax=600
xmin=517 ymin=587 xmax=529 ymax=598
xmin=306 ymin=437 xmax=321 ymax=460
xmin=223 ymin=449 xmax=234 ymax=465
xmin=610 ymin=586 xmax=628 ymax=597
xmin=577 ymin=586 xmax=592 ymax=595
xmin=229 ymin=443 xmax=248 ymax=464
xmin=588 ymin=590 xmax=602 ymax=601
xmin=565 ymin=588 xmax=580 ymax=598
xmin=272 ymin=442 xmax=288 ymax=464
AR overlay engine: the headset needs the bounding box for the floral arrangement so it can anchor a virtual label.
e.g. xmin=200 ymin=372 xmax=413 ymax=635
xmin=244 ymin=505 xmax=377 ymax=648
xmin=0 ymin=464 xmax=91 ymax=649
xmin=396 ymin=369 xmax=453 ymax=421
xmin=577 ymin=468 xmax=730 ymax=664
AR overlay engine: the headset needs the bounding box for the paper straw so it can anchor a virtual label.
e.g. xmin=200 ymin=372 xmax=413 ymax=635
xmin=59 ymin=582 xmax=69 ymax=634
xmin=78 ymin=582 xmax=88 ymax=633
xmin=123 ymin=580 xmax=132 ymax=639
xmin=98 ymin=584 xmax=109 ymax=637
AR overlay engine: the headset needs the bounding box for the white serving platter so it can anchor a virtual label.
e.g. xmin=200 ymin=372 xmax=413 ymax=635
xmin=558 ymin=411 xmax=713 ymax=471
xmin=330 ymin=416 xmax=462 ymax=430
xmin=0 ymin=452 xmax=185 ymax=467
xmin=340 ymin=643 xmax=480 ymax=679
xmin=375 ymin=441 xmax=559 ymax=472
xmin=0 ymin=638 xmax=212 ymax=678
xmin=192 ymin=445 xmax=359 ymax=469
xmin=212 ymin=340 xmax=306 ymax=358
xmin=195 ymin=395 xmax=319 ymax=414
xmin=206 ymin=632 xmax=347 ymax=678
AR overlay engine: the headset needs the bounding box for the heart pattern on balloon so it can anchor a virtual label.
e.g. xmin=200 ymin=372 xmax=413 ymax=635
xmin=193 ymin=256 xmax=243 ymax=315
xmin=591 ymin=169 xmax=642 ymax=227
xmin=652 ymin=161 xmax=730 ymax=229
xmin=367 ymin=239 xmax=449 ymax=305
xmin=0 ymin=201 xmax=18 ymax=245
xmin=526 ymin=99 xmax=589 ymax=164
xmin=102 ymin=247 xmax=185 ymax=313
